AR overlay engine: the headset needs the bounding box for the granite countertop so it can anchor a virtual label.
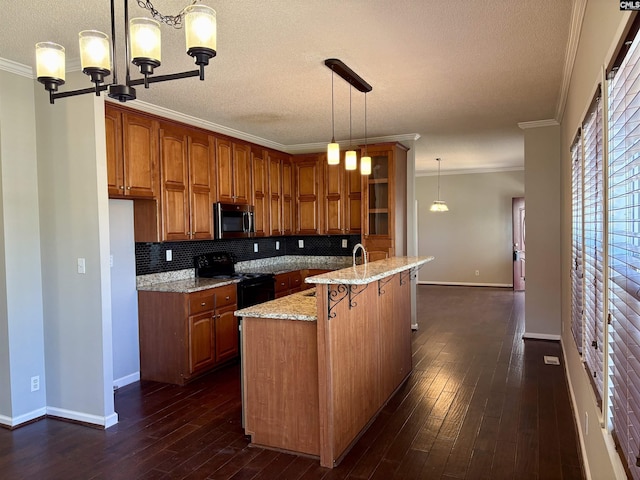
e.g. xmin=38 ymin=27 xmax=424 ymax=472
xmin=137 ymin=277 xmax=239 ymax=293
xmin=235 ymin=288 xmax=317 ymax=321
xmin=306 ymin=256 xmax=435 ymax=285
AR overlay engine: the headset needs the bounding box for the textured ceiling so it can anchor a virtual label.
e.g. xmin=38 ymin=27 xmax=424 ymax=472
xmin=0 ymin=0 xmax=574 ymax=173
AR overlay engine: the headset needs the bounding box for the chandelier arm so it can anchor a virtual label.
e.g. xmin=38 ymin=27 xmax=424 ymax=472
xmin=50 ymin=85 xmax=110 ymax=104
xmin=128 ymin=69 xmax=200 ymax=86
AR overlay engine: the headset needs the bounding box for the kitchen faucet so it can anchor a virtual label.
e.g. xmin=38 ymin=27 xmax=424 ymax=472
xmin=352 ymin=243 xmax=368 ymax=266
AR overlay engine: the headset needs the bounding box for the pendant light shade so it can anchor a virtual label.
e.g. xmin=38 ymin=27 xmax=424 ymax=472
xmin=360 ymin=156 xmax=372 ymax=175
xmin=430 ymin=158 xmax=449 ymax=212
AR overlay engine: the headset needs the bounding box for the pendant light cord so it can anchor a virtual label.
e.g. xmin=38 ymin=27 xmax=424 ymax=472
xmin=437 ymin=158 xmax=441 ymax=201
xmin=349 ymin=84 xmax=353 ymax=147
xmin=364 ymin=92 xmax=368 ymax=155
xmin=331 ymin=69 xmax=336 ymax=142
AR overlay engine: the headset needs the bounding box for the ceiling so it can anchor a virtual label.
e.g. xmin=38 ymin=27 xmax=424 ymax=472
xmin=0 ymin=0 xmax=576 ymax=174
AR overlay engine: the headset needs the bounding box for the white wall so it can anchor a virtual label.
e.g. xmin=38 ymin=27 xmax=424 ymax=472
xmin=0 ymin=69 xmax=47 ymax=426
xmin=34 ymin=72 xmax=116 ymax=427
xmin=522 ymin=124 xmax=562 ymax=340
xmin=560 ymin=2 xmax=631 ymax=479
xmin=109 ymin=199 xmax=140 ymax=388
xmin=415 ymin=170 xmax=524 ymax=286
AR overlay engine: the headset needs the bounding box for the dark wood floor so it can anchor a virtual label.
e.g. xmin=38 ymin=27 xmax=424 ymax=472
xmin=0 ymin=286 xmax=584 ymax=479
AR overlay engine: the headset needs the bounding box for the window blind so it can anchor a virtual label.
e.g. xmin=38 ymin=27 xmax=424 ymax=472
xmin=571 ymin=136 xmax=584 ymax=355
xmin=608 ymin=32 xmax=640 ymax=479
xmin=583 ymin=93 xmax=605 ymax=404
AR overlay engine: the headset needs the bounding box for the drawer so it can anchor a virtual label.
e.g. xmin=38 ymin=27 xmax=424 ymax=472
xmin=274 ymin=273 xmax=291 ymax=293
xmin=215 ymin=284 xmax=237 ymax=308
xmin=290 ymin=271 xmax=302 ymax=289
xmin=189 ymin=291 xmax=216 ymax=315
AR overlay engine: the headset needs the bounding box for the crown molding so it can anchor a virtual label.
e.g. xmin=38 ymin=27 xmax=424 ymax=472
xmin=0 ymin=58 xmax=33 ymax=78
xmin=555 ymin=0 xmax=587 ymax=123
xmin=416 ymin=165 xmax=524 ymax=177
xmin=518 ymin=119 xmax=560 ymax=129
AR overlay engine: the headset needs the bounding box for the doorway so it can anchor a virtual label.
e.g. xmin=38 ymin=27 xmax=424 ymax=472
xmin=512 ymin=197 xmax=525 ymax=291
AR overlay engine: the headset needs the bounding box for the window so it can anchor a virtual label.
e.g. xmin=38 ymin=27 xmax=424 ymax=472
xmin=608 ymin=32 xmax=640 ymax=478
xmin=571 ymin=135 xmax=584 ymax=355
xmin=583 ymin=92 xmax=605 ymax=404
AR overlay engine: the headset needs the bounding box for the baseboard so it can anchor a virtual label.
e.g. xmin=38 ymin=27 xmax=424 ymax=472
xmin=417 ymin=281 xmax=513 ymax=288
xmin=522 ymin=332 xmax=561 ymax=341
xmin=113 ymin=371 xmax=140 ymax=390
xmin=46 ymin=407 xmax=119 ymax=429
xmin=0 ymin=407 xmax=47 ymax=428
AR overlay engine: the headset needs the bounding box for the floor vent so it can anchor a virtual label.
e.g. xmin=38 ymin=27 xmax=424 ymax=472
xmin=544 ymin=355 xmax=560 ymax=365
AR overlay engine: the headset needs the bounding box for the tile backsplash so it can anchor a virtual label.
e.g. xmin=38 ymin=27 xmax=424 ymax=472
xmin=135 ymin=234 xmax=361 ymax=276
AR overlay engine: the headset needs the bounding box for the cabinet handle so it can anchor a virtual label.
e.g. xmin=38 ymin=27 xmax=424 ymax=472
xmin=201 ymin=302 xmax=206 ymax=306
xmin=119 ymin=186 xmax=125 ymax=190
xmin=126 ymin=186 xmax=131 ymax=190
xmin=225 ymin=296 xmax=230 ymax=300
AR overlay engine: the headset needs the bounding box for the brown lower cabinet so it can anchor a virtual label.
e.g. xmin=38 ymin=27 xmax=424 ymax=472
xmin=138 ymin=284 xmax=238 ymax=385
xmin=274 ymin=270 xmax=303 ymax=298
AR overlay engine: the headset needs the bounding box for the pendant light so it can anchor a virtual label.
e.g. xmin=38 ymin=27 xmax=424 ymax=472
xmin=345 ymin=85 xmax=357 ymax=170
xmin=327 ymin=67 xmax=340 ymax=165
xmin=360 ymin=91 xmax=371 ymax=175
xmin=430 ymin=158 xmax=449 ymax=212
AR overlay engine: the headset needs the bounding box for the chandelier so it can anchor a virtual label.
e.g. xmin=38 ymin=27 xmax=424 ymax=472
xmin=35 ymin=0 xmax=217 ymax=104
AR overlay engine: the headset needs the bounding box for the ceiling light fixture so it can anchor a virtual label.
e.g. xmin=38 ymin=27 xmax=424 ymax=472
xmin=360 ymin=92 xmax=371 ymax=175
xmin=345 ymin=85 xmax=357 ymax=171
xmin=327 ymin=67 xmax=340 ymax=165
xmin=35 ymin=0 xmax=217 ymax=104
xmin=324 ymin=59 xmax=372 ymax=168
xmin=430 ymin=158 xmax=449 ymax=212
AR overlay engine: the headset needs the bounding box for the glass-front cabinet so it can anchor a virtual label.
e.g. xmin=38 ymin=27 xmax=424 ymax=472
xmin=362 ymin=143 xmax=408 ymax=261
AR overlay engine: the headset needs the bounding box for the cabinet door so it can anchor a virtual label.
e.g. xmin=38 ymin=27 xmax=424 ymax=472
xmin=324 ymin=156 xmax=344 ymax=234
xmin=189 ymin=311 xmax=215 ymax=373
xmin=188 ymin=131 xmax=214 ymax=240
xmin=295 ymin=157 xmax=321 ymax=234
xmin=282 ymin=158 xmax=294 ymax=235
xmin=105 ymin=106 xmax=124 ymax=197
xmin=252 ymin=149 xmax=269 ymax=237
xmin=233 ymin=142 xmax=252 ymax=204
xmin=122 ymin=111 xmax=158 ymax=198
xmin=269 ymin=155 xmax=282 ymax=235
xmin=345 ymin=168 xmax=362 ymax=234
xmin=160 ymin=124 xmax=190 ymax=241
xmin=215 ymin=305 xmax=239 ymax=363
xmin=216 ymin=137 xmax=234 ymax=203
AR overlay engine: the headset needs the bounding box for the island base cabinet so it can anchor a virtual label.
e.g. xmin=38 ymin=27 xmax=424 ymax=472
xmin=242 ymin=317 xmax=320 ymax=456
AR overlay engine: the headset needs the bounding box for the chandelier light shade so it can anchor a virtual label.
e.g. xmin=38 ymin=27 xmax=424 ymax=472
xmin=430 ymin=158 xmax=449 ymax=212
xmin=130 ymin=18 xmax=161 ymax=77
xmin=35 ymin=42 xmax=66 ymax=92
xmin=36 ymin=0 xmax=217 ymax=104
xmin=345 ymin=150 xmax=358 ymax=170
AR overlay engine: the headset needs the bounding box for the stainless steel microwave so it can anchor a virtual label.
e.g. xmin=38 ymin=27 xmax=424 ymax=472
xmin=214 ymin=202 xmax=255 ymax=239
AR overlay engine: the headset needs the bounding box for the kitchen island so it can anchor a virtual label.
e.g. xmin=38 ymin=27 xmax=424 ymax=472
xmin=235 ymin=256 xmax=433 ymax=468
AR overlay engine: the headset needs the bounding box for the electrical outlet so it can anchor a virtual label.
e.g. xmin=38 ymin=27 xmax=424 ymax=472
xmin=475 ymin=270 xmax=480 ymax=276
xmin=298 ymin=239 xmax=304 ymax=248
xmin=342 ymin=239 xmax=348 ymax=248
xmin=254 ymin=243 xmax=259 ymax=253
xmin=77 ymin=258 xmax=86 ymax=274
xmin=31 ymin=376 xmax=40 ymax=392
xmin=166 ymin=249 xmax=172 ymax=262
xmin=275 ymin=241 xmax=280 ymax=250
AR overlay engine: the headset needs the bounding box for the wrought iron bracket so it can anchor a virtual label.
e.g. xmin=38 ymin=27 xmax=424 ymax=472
xmin=400 ymin=270 xmax=411 ymax=286
xmin=378 ymin=277 xmax=394 ymax=296
xmin=327 ymin=283 xmax=369 ymax=319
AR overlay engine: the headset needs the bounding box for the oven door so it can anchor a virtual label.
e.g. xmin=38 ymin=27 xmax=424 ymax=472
xmin=237 ymin=276 xmax=274 ymax=309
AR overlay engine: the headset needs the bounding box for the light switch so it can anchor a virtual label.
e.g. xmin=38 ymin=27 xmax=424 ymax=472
xmin=254 ymin=243 xmax=259 ymax=253
xmin=77 ymin=258 xmax=86 ymax=274
xmin=342 ymin=239 xmax=348 ymax=248
xmin=275 ymin=241 xmax=280 ymax=250
xmin=166 ymin=250 xmax=172 ymax=262
xmin=298 ymin=239 xmax=304 ymax=248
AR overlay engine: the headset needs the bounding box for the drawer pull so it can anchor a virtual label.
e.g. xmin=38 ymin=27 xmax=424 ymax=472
xmin=225 ymin=296 xmax=230 ymax=300
xmin=201 ymin=302 xmax=206 ymax=306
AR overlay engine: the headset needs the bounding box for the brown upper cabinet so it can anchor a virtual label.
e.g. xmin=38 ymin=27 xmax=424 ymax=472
xmin=293 ymin=154 xmax=323 ymax=235
xmin=251 ymin=147 xmax=270 ymax=237
xmin=216 ymin=138 xmax=251 ymax=205
xmin=362 ymin=143 xmax=408 ymax=260
xmin=159 ymin=123 xmax=215 ymax=241
xmin=105 ymin=104 xmax=158 ymax=199
xmin=282 ymin=156 xmax=294 ymax=235
xmin=268 ymin=151 xmax=295 ymax=236
xmin=322 ymin=150 xmax=363 ymax=235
